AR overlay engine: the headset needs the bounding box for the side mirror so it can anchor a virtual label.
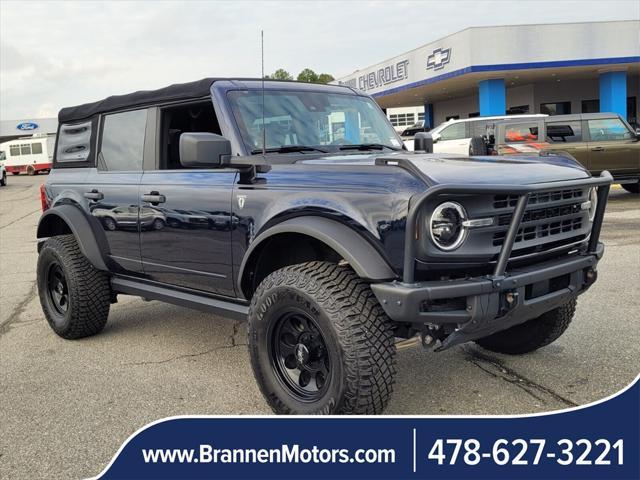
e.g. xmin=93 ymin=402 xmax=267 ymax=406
xmin=414 ymin=132 xmax=434 ymax=153
xmin=179 ymin=132 xmax=232 ymax=168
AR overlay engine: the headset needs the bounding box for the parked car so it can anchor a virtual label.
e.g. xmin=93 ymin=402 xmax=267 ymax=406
xmin=404 ymin=114 xmax=546 ymax=153
xmin=36 ymin=78 xmax=611 ymax=415
xmin=488 ymin=113 xmax=640 ymax=193
xmin=0 ymin=151 xmax=6 ymax=186
xmin=400 ymin=120 xmax=428 ymax=138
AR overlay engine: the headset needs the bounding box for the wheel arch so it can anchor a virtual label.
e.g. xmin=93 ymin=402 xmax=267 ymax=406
xmin=37 ymin=205 xmax=110 ymax=271
xmin=237 ymin=216 xmax=396 ymax=299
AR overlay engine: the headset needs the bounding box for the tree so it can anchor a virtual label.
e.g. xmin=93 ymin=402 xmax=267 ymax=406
xmin=317 ymin=73 xmax=335 ymax=84
xmin=270 ymin=69 xmax=293 ymax=80
xmin=297 ymin=68 xmax=318 ymax=83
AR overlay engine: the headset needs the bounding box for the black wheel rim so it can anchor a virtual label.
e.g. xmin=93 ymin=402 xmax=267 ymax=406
xmin=270 ymin=311 xmax=330 ymax=401
xmin=47 ymin=263 xmax=69 ymax=316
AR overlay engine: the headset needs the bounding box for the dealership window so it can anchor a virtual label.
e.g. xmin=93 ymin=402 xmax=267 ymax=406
xmin=504 ymin=123 xmax=538 ymax=143
xmin=10 ymin=145 xmax=21 ymax=156
xmin=507 ymin=105 xmax=530 ymax=115
xmin=417 ymin=112 xmax=425 ymax=122
xmin=628 ymin=97 xmax=637 ymax=125
xmin=587 ymin=118 xmax=634 ymax=142
xmin=547 ymin=121 xmax=582 ymax=143
xmin=540 ymin=102 xmax=571 ymax=116
xmin=389 ymin=113 xmax=415 ymax=127
xmin=98 ymin=109 xmax=147 ymax=171
xmin=439 ymin=122 xmax=466 ymax=140
xmin=468 ymin=112 xmax=480 ymax=118
xmin=31 ymin=142 xmax=43 ymax=154
xmin=582 ymin=99 xmax=599 ymax=114
xmin=445 ymin=115 xmax=460 ymax=121
xmin=20 ymin=144 xmax=31 ymax=155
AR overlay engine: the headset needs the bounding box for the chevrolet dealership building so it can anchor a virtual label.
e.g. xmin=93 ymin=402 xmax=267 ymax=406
xmin=335 ymin=20 xmax=640 ymax=131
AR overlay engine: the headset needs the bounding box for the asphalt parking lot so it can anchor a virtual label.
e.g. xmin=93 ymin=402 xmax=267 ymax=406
xmin=1 ymin=174 xmax=639 ymax=479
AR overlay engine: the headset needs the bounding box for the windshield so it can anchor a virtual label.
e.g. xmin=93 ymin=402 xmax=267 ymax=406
xmin=227 ymin=90 xmax=402 ymax=153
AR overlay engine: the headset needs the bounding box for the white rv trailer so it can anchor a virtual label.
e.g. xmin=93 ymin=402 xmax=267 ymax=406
xmin=0 ymin=134 xmax=55 ymax=175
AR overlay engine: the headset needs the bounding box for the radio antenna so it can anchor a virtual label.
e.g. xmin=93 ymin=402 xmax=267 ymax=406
xmin=261 ymin=30 xmax=266 ymax=157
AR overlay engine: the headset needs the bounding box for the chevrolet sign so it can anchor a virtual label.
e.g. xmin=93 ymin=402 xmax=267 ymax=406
xmin=426 ymin=48 xmax=451 ymax=71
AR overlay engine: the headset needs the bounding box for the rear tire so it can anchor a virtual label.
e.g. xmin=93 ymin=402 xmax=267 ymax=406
xmin=622 ymin=182 xmax=639 ymax=194
xmin=469 ymin=136 xmax=488 ymax=156
xmin=37 ymin=235 xmax=111 ymax=339
xmin=248 ymin=261 xmax=396 ymax=414
xmin=27 ymin=166 xmax=35 ymax=176
xmin=476 ymin=300 xmax=576 ymax=354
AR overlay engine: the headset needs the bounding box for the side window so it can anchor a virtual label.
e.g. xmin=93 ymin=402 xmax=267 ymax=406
xmin=159 ymin=101 xmax=220 ymax=170
xmin=469 ymin=121 xmax=487 ymax=138
xmin=547 ymin=121 xmax=582 ymax=143
xmin=587 ymin=118 xmax=633 ymax=142
xmin=439 ymin=122 xmax=466 ymax=140
xmin=504 ymin=123 xmax=539 ymax=143
xmin=31 ymin=142 xmax=43 ymax=154
xmin=10 ymin=145 xmax=21 ymax=156
xmin=99 ymin=109 xmax=147 ymax=171
xmin=20 ymin=144 xmax=31 ymax=155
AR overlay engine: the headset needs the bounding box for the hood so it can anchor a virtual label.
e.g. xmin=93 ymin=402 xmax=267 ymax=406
xmin=302 ymin=151 xmax=589 ymax=186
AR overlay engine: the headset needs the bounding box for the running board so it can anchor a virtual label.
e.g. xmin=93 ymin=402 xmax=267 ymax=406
xmin=111 ymin=277 xmax=249 ymax=321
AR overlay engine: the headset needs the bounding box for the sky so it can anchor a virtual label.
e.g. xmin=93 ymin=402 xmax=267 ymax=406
xmin=1 ymin=0 xmax=638 ymax=120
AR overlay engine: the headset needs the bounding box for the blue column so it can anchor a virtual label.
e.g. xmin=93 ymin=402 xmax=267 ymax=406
xmin=344 ymin=110 xmax=360 ymax=143
xmin=599 ymin=71 xmax=627 ymax=118
xmin=478 ymin=79 xmax=506 ymax=116
xmin=423 ymin=102 xmax=434 ymax=129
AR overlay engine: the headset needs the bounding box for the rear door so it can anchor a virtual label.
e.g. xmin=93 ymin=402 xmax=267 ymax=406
xmin=85 ymin=108 xmax=148 ymax=274
xmin=544 ymin=119 xmax=590 ymax=168
xmin=586 ymin=117 xmax=640 ymax=175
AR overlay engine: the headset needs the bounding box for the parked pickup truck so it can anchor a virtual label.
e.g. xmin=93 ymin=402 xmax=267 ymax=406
xmin=36 ymin=78 xmax=611 ymax=414
xmin=489 ymin=113 xmax=640 ymax=193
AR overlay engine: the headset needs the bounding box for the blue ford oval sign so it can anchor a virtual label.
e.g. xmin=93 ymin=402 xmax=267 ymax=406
xmin=16 ymin=122 xmax=39 ymax=131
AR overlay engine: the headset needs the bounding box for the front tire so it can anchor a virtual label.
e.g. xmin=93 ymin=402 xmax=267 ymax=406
xmin=248 ymin=262 xmax=396 ymax=414
xmin=0 ymin=172 xmax=6 ymax=186
xmin=622 ymin=182 xmax=639 ymax=194
xmin=37 ymin=235 xmax=111 ymax=339
xmin=476 ymin=299 xmax=576 ymax=354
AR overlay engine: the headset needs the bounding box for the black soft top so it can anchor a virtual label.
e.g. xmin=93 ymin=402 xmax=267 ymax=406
xmin=58 ymin=77 xmax=219 ymax=123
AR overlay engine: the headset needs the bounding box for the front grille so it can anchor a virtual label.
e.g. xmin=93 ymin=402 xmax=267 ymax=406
xmin=493 ymin=188 xmax=583 ymax=209
xmin=489 ymin=188 xmax=588 ymax=251
xmin=493 ymin=217 xmax=583 ymax=246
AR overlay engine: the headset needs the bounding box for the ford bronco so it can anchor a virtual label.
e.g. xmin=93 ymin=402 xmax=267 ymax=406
xmin=36 ymin=79 xmax=611 ymax=414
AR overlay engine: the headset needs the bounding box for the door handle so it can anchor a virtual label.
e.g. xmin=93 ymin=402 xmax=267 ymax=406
xmin=591 ymin=147 xmax=605 ymax=152
xmin=141 ymin=192 xmax=166 ymax=205
xmin=84 ymin=190 xmax=104 ymax=201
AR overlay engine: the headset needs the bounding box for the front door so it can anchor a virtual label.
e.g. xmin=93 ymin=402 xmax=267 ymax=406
xmin=586 ymin=117 xmax=640 ymax=175
xmin=139 ymin=170 xmax=237 ymax=296
xmin=433 ymin=122 xmax=469 ymax=154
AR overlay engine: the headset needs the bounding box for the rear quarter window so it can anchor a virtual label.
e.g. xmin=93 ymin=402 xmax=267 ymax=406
xmin=56 ymin=120 xmax=94 ymax=164
xmin=504 ymin=123 xmax=539 ymax=143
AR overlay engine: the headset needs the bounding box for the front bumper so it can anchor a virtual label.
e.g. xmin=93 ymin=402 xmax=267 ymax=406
xmin=371 ymin=243 xmax=602 ymax=349
xmin=369 ymin=168 xmax=613 ymax=350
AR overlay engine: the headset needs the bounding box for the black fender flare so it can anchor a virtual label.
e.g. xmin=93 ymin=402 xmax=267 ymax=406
xmin=37 ymin=204 xmax=110 ymax=271
xmin=237 ymin=216 xmax=396 ymax=295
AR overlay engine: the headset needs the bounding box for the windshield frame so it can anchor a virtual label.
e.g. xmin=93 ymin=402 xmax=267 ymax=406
xmin=225 ymin=88 xmax=403 ymax=156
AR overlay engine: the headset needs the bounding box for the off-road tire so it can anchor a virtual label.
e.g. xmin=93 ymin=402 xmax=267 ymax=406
xmin=248 ymin=261 xmax=397 ymax=415
xmin=476 ymin=299 xmax=576 ymax=354
xmin=621 ymin=182 xmax=639 ymax=194
xmin=37 ymin=234 xmax=111 ymax=339
xmin=469 ymin=136 xmax=488 ymax=156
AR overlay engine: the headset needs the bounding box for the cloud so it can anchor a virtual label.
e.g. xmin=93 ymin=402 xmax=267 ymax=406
xmin=1 ymin=0 xmax=638 ymax=119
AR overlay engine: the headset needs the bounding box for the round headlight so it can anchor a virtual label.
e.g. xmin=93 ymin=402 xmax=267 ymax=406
xmin=588 ymin=187 xmax=598 ymax=221
xmin=429 ymin=201 xmax=468 ymax=251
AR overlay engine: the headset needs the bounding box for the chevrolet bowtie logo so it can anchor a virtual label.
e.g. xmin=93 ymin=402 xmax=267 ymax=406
xmin=426 ymin=47 xmax=451 ymax=71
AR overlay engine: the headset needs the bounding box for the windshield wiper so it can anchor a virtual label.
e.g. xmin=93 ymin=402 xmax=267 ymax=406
xmin=338 ymin=143 xmax=400 ymax=151
xmin=251 ymin=145 xmax=329 ymax=155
